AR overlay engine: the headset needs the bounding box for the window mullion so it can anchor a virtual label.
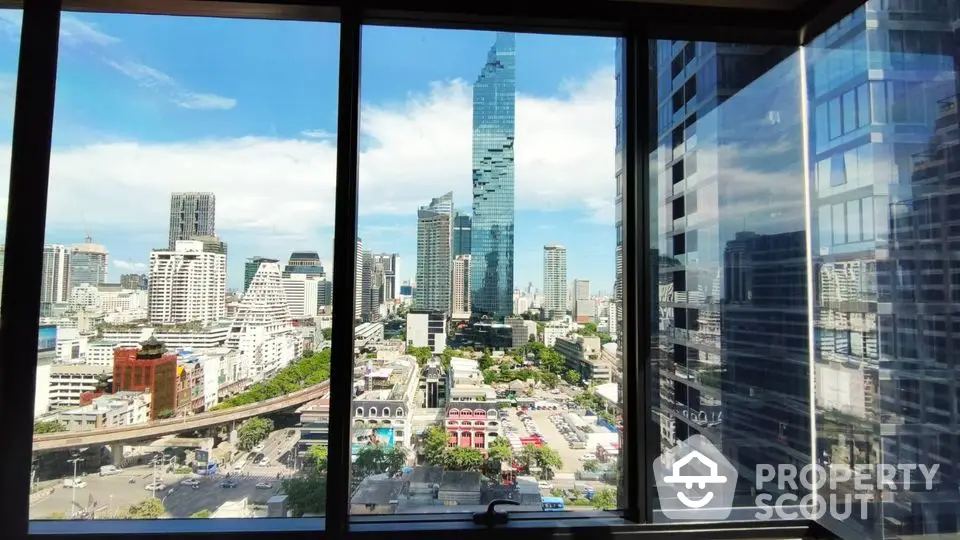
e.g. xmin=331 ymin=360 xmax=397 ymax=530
xmin=325 ymin=4 xmax=363 ymax=534
xmin=0 ymin=1 xmax=62 ymax=535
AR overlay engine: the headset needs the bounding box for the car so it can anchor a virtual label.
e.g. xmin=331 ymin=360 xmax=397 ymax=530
xmin=144 ymin=483 xmax=166 ymax=492
xmin=258 ymin=459 xmax=270 ymax=466
xmin=254 ymin=443 xmax=265 ymax=452
xmin=181 ymin=478 xmax=200 ymax=486
xmin=255 ymin=482 xmax=273 ymax=489
xmin=538 ymin=481 xmax=553 ymax=490
xmin=220 ymin=480 xmax=238 ymax=488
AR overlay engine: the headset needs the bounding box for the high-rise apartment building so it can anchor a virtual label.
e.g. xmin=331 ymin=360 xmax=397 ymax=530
xmin=120 ymin=273 xmax=148 ymax=290
xmin=542 ymin=245 xmax=567 ymax=320
xmin=282 ymin=273 xmax=320 ymax=318
xmin=452 ymin=211 xmax=472 ymax=257
xmin=245 ymin=256 xmax=278 ymax=293
xmin=415 ymin=192 xmax=453 ymax=313
xmin=573 ymin=279 xmax=591 ymax=319
xmin=40 ymin=244 xmax=70 ymax=311
xmin=227 ymin=261 xmax=300 ymax=381
xmin=168 ymin=192 xmax=216 ymax=249
xmin=354 ymin=238 xmax=363 ymax=322
xmin=470 ymin=32 xmax=515 ymax=320
xmin=451 ymin=254 xmax=472 ymax=320
xmin=148 ymin=240 xmax=226 ymax=324
xmin=373 ymin=253 xmax=399 ymax=302
xmin=69 ymin=236 xmax=108 ymax=293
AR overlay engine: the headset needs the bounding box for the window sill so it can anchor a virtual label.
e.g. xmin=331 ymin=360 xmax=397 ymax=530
xmin=27 ymin=513 xmax=826 ymax=540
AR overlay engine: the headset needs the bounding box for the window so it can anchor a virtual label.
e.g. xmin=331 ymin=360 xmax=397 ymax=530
xmin=30 ymin=12 xmax=339 ymax=521
xmin=353 ymin=27 xmax=620 ymax=515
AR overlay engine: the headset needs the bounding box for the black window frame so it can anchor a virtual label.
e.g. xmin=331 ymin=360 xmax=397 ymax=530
xmin=0 ymin=0 xmax=864 ymax=538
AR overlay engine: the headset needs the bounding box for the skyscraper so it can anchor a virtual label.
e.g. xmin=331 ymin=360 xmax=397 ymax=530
xmin=148 ymin=240 xmax=226 ymax=324
xmin=41 ymin=244 xmax=70 ymax=311
xmin=543 ymin=244 xmax=567 ymax=320
xmin=373 ymin=253 xmax=399 ymax=301
xmin=470 ymin=32 xmax=515 ymax=320
xmin=415 ymin=192 xmax=453 ymax=313
xmin=168 ymin=192 xmax=216 ymax=249
xmin=451 ymin=254 xmax=472 ymax=320
xmin=69 ymin=236 xmax=108 ymax=293
xmin=452 ymin=211 xmax=472 ymax=257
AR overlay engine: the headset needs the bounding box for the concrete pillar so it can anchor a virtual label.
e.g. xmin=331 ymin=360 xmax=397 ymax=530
xmin=229 ymin=421 xmax=238 ymax=447
xmin=110 ymin=443 xmax=124 ymax=467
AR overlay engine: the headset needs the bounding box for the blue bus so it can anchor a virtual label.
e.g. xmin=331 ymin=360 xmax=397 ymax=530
xmin=542 ymin=497 xmax=565 ymax=512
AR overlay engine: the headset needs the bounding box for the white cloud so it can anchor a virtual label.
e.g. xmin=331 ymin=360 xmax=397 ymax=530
xmin=113 ymin=260 xmax=146 ymax=271
xmin=301 ymin=129 xmax=337 ymax=139
xmin=106 ymin=60 xmax=236 ymax=110
xmin=0 ymin=67 xmax=617 ymax=252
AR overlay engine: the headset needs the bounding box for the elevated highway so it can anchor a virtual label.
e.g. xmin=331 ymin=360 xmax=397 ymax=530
xmin=33 ymin=381 xmax=330 ymax=452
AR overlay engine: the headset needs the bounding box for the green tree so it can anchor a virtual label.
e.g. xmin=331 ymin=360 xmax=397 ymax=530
xmin=190 ymin=509 xmax=212 ymax=518
xmin=353 ymin=446 xmax=407 ymax=479
xmin=282 ymin=472 xmax=326 ymax=517
xmin=538 ymin=348 xmax=564 ymax=374
xmin=407 ymin=346 xmax=433 ymax=366
xmin=479 ymin=350 xmax=494 ymax=370
xmin=579 ymin=322 xmax=599 ymax=336
xmin=583 ymin=459 xmax=601 ymax=473
xmin=156 ymin=409 xmax=175 ymax=419
xmin=321 ymin=328 xmax=333 ymax=341
xmin=118 ymin=498 xmax=165 ymax=519
xmin=307 ymin=445 xmax=328 ymax=474
xmin=237 ymin=416 xmax=274 ymax=451
xmin=563 ymin=369 xmax=581 ymax=385
xmin=592 ymin=488 xmax=617 ymax=510
xmin=214 ymin=350 xmax=331 ymax=410
xmin=483 ymin=436 xmax=513 ymax=479
xmin=518 ymin=444 xmax=563 ymax=480
xmin=33 ymin=420 xmax=67 ymax=434
xmin=538 ymin=371 xmax=560 ymax=389
xmin=422 ymin=426 xmax=449 ymax=466
xmin=443 ymin=447 xmax=484 ymax=471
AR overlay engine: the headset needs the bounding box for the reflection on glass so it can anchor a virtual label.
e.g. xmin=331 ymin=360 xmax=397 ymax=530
xmin=0 ymin=8 xmax=18 ymax=330
xmin=648 ymin=2 xmax=960 ymax=537
xmin=29 ymin=13 xmax=339 ymax=520
xmin=352 ymin=26 xmax=620 ymax=515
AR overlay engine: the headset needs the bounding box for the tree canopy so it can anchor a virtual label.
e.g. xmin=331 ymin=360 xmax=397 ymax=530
xmin=353 ymin=446 xmax=407 ymax=480
xmin=592 ymin=488 xmax=617 ymax=510
xmin=306 ymin=444 xmax=328 ymax=474
xmin=214 ymin=349 xmax=331 ymax=410
xmin=34 ymin=420 xmax=67 ymax=434
xmin=406 ymin=346 xmax=433 ymax=366
xmin=117 ymin=498 xmax=165 ymax=519
xmin=422 ymin=426 xmax=449 ymax=466
xmin=237 ymin=417 xmax=274 ymax=451
xmin=282 ymin=471 xmax=326 ymax=517
xmin=517 ymin=444 xmax=563 ymax=480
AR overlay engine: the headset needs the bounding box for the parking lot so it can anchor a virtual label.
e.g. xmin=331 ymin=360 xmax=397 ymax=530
xmin=505 ymin=408 xmax=595 ymax=476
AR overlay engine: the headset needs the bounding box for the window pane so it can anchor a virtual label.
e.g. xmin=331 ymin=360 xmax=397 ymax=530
xmin=31 ymin=13 xmax=339 ymax=520
xmin=649 ymin=40 xmax=808 ymax=522
xmin=810 ymin=1 xmax=958 ymax=536
xmin=351 ymin=27 xmax=620 ymax=515
xmin=0 ymin=8 xmax=19 ymax=332
xmin=832 ymin=203 xmax=846 ymax=244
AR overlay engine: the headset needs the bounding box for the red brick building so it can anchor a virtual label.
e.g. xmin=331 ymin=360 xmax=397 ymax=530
xmin=112 ymin=336 xmax=178 ymax=419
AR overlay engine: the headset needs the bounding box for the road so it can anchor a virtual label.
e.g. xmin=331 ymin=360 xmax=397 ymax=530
xmin=31 ymin=429 xmax=302 ymax=520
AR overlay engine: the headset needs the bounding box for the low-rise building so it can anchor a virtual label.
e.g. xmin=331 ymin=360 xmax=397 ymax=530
xmin=47 ymin=364 xmax=111 ymax=409
xmin=296 ymin=398 xmax=330 ymax=468
xmin=554 ymin=335 xmax=610 ymax=383
xmin=52 ymin=391 xmax=151 ymax=432
xmin=352 ymin=355 xmax=419 ymax=452
xmin=405 ymin=311 xmax=446 ymax=353
xmin=355 ymin=322 xmax=385 ymax=349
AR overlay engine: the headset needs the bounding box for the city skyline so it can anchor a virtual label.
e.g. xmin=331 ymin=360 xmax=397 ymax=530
xmin=0 ymin=14 xmax=616 ymax=293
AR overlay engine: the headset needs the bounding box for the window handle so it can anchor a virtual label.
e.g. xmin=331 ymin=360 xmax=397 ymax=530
xmin=472 ymin=499 xmax=520 ymax=526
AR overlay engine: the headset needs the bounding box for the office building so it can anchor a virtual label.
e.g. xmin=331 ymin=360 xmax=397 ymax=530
xmin=415 ymin=192 xmax=453 ymax=313
xmin=543 ymin=245 xmax=567 ymax=319
xmin=470 ymin=32 xmax=515 ymax=320
xmin=282 ymin=273 xmax=320 ymax=318
xmin=373 ymin=253 xmax=399 ymax=302
xmin=452 ymin=211 xmax=472 ymax=257
xmin=120 ymin=273 xmax=148 ymax=290
xmin=406 ymin=311 xmax=446 ymax=354
xmin=168 ymin=192 xmax=216 ymax=249
xmin=148 ymin=240 xmax=227 ymax=324
xmin=112 ymin=336 xmax=178 ymax=419
xmin=451 ymin=255 xmax=471 ymax=320
xmin=69 ymin=236 xmax=108 ymax=293
xmin=573 ymin=279 xmax=591 ymax=320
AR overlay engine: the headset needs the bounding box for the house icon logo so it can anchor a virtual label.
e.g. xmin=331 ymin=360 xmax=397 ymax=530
xmin=653 ymin=435 xmax=738 ymax=520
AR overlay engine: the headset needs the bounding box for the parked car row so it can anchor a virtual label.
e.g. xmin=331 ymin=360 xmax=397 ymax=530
xmin=550 ymin=413 xmax=588 ymax=450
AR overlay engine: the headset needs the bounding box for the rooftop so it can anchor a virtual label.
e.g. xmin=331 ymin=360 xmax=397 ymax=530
xmin=351 ymin=477 xmax=404 ymax=506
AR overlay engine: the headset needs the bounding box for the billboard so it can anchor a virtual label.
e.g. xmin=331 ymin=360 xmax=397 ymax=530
xmin=38 ymin=325 xmax=57 ymax=353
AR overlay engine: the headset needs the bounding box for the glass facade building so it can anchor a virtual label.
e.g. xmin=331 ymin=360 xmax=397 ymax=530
xmin=644 ymin=1 xmax=960 ymax=536
xmin=470 ymin=31 xmax=515 ymax=320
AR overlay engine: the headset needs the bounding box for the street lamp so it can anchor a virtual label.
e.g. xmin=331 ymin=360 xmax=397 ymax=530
xmin=66 ymin=454 xmax=84 ymax=517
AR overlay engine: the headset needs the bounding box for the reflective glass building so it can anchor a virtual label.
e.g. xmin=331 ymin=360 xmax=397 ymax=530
xmin=470 ymin=31 xmax=515 ymax=320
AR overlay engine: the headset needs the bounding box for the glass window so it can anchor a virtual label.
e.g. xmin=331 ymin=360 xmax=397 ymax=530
xmin=354 ymin=27 xmax=620 ymax=515
xmin=0 ymin=8 xmax=17 ymax=333
xmin=846 ymin=199 xmax=862 ymax=242
xmin=862 ymin=196 xmax=875 ymax=240
xmin=31 ymin=12 xmax=339 ymax=521
xmin=871 ymin=80 xmax=887 ymax=123
xmin=832 ymin=203 xmax=846 ymax=244
xmin=857 ymin=83 xmax=870 ymax=127
xmin=829 ymin=96 xmax=842 ymax=139
xmin=843 ymin=89 xmax=857 ymax=134
xmin=819 ymin=206 xmax=832 ymax=246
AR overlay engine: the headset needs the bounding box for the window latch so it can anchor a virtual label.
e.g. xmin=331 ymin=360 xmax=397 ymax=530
xmin=473 ymin=499 xmax=520 ymax=526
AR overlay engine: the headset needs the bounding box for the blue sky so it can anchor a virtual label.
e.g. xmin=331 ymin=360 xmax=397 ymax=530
xmin=0 ymin=12 xmax=617 ymax=294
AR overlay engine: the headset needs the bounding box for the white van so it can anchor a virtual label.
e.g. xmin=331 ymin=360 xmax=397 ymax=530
xmin=63 ymin=478 xmax=87 ymax=488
